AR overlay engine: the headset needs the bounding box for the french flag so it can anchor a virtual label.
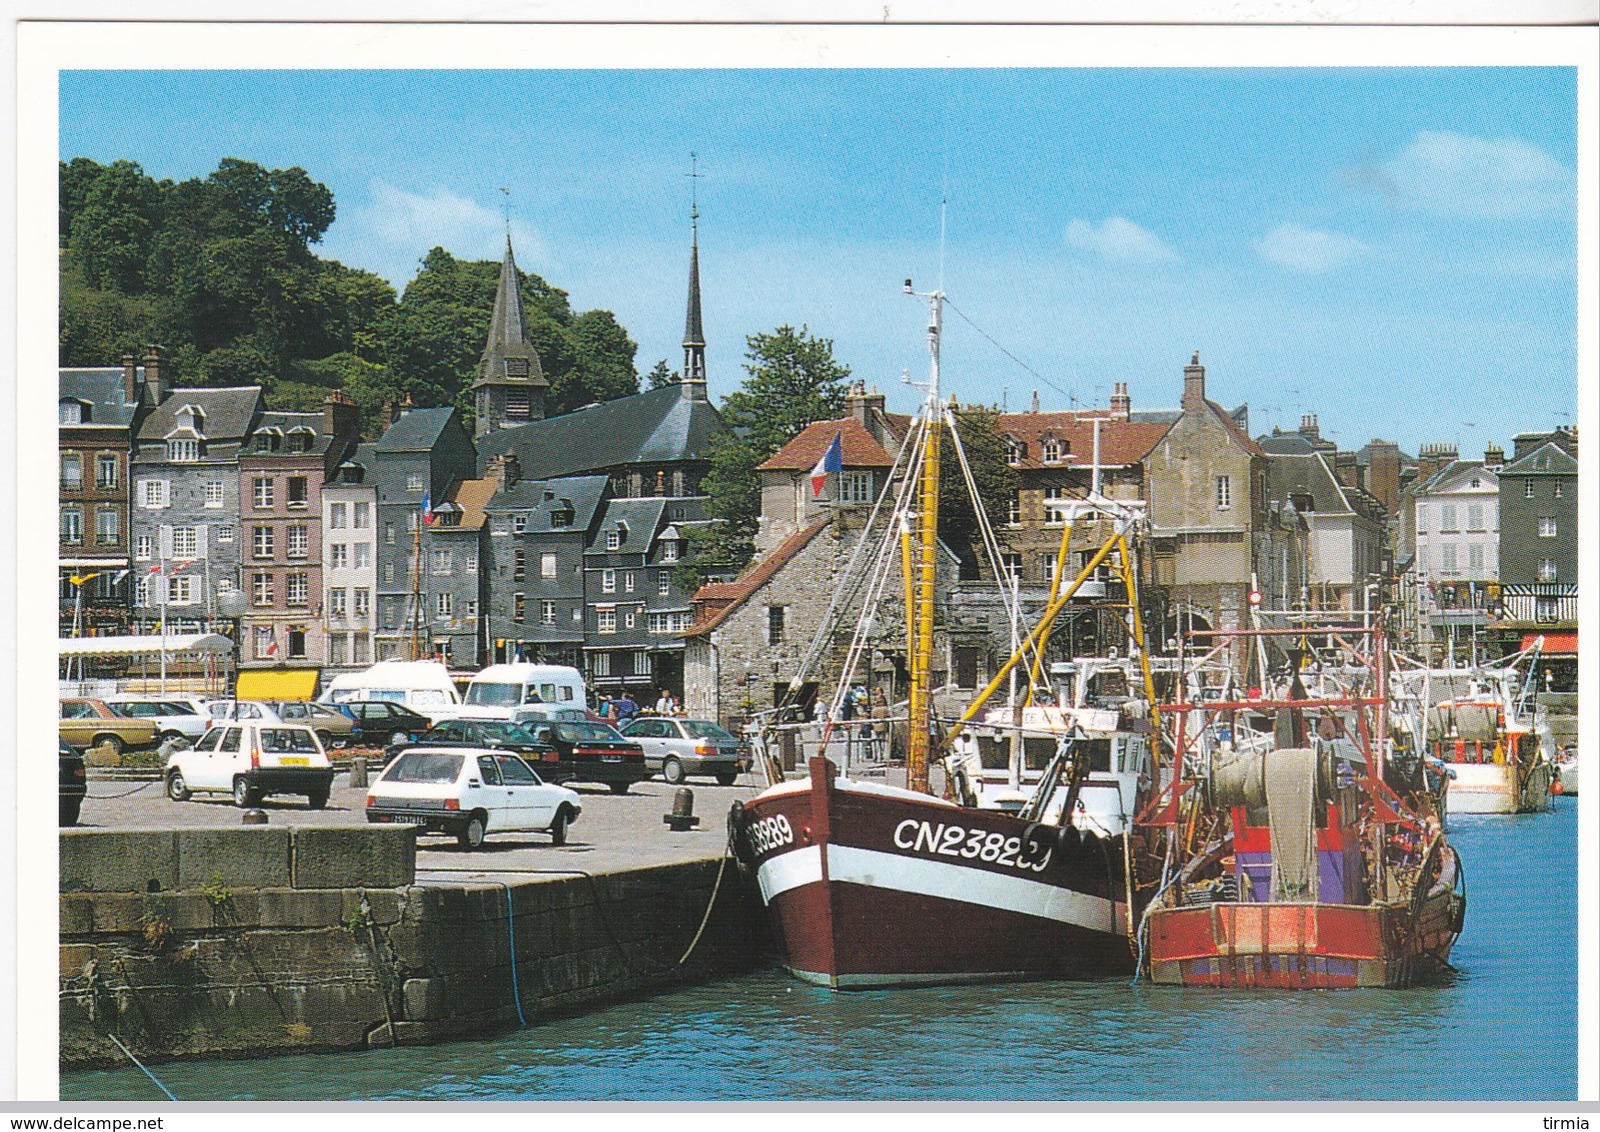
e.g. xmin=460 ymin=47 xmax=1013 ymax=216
xmin=810 ymin=431 xmax=844 ymax=499
xmin=421 ymin=489 xmax=436 ymax=525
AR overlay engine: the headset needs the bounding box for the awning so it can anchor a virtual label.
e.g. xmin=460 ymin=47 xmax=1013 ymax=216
xmin=236 ymin=668 xmax=321 ymax=701
xmin=1523 ymin=632 xmax=1578 ymax=655
xmin=57 ymin=633 xmax=233 ymax=658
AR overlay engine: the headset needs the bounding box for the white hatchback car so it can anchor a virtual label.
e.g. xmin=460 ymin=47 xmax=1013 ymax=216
xmin=165 ymin=721 xmax=336 ymax=808
xmin=365 ymin=747 xmax=581 ymax=850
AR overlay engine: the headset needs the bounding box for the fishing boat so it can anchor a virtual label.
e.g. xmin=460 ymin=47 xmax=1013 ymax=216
xmin=731 ymin=277 xmax=1171 ymax=989
xmin=1140 ymin=619 xmax=1466 ymax=989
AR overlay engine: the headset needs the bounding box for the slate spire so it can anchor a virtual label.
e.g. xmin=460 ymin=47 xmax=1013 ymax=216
xmin=473 ymin=234 xmax=547 ymax=438
xmin=680 ymin=156 xmax=708 ymax=400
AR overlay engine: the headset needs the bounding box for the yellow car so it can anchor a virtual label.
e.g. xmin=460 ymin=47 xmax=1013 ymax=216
xmin=59 ymin=698 xmax=160 ymax=756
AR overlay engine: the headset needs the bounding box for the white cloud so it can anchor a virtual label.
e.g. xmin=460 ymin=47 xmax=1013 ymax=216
xmin=1375 ymin=131 xmax=1575 ymax=219
xmin=1254 ymin=223 xmax=1368 ymax=273
xmin=338 ymin=180 xmax=548 ymax=284
xmin=1064 ymin=216 xmax=1178 ymax=264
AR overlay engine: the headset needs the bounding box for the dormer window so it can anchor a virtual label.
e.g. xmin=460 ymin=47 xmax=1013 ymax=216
xmin=1041 ymin=437 xmax=1064 ymax=464
xmin=551 ymin=508 xmax=573 ymax=529
xmin=59 ymin=399 xmax=87 ymax=425
xmin=167 ymin=438 xmax=200 ymax=462
xmin=286 ymin=427 xmax=314 ymax=454
xmin=255 ymin=428 xmax=282 ymax=453
xmin=606 ymin=529 xmax=621 ymax=551
xmin=1005 ymin=438 xmax=1024 ymax=465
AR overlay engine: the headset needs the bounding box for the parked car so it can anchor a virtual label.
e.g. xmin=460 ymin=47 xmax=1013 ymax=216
xmin=106 ymin=699 xmax=209 ymax=745
xmin=262 ymin=701 xmax=358 ymax=749
xmin=365 ymin=747 xmax=582 ymax=849
xmin=59 ymin=698 xmax=160 ymax=756
xmin=60 ymin=738 xmax=87 ymax=826
xmin=165 ymin=721 xmax=336 ymax=808
xmin=621 ymin=716 xmax=751 ymax=786
xmin=385 ymin=718 xmax=552 ymax=767
xmin=337 ymin=700 xmax=434 ymax=749
xmin=517 ymin=720 xmax=649 ymax=794
xmin=201 ymin=700 xmax=286 ymax=727
xmin=107 ymin=692 xmax=211 ymax=718
xmin=509 ymin=704 xmax=593 ymax=727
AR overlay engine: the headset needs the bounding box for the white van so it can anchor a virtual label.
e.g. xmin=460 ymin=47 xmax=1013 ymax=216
xmin=460 ymin=664 xmax=587 ymax=721
xmin=320 ymin=660 xmax=464 ymax=725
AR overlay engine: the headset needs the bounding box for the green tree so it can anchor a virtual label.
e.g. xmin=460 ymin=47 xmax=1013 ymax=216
xmin=66 ymin=159 xmax=165 ymax=293
xmin=683 ymin=325 xmax=852 ymax=587
xmin=646 ymin=358 xmax=677 ymax=389
xmin=937 ymin=404 xmax=1020 ymax=579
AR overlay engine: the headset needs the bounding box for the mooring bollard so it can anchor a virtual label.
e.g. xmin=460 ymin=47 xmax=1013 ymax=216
xmin=242 ymin=808 xmax=269 ymax=825
xmin=348 ymin=756 xmax=368 ymax=789
xmin=663 ymin=787 xmax=700 ymax=831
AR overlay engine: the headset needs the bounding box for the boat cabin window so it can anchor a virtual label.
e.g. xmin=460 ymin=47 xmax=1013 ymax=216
xmin=1078 ymin=739 xmax=1112 ymax=774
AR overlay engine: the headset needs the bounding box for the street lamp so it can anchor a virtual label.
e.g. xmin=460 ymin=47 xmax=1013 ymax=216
xmin=217 ymin=588 xmax=248 ymax=698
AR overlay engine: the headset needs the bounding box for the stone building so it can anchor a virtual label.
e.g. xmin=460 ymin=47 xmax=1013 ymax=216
xmin=236 ymin=395 xmax=361 ymax=671
xmin=129 ymin=381 xmax=265 ymax=637
xmin=424 ymin=470 xmax=498 ymax=668
xmin=755 ymin=409 xmax=904 ymax=553
xmin=321 ymin=443 xmax=378 ymax=672
xmin=471 ymin=236 xmax=549 ymax=439
xmin=58 ymin=352 xmax=154 ymax=634
xmin=1498 ymin=429 xmax=1578 ymax=627
xmin=1257 ymin=434 xmax=1388 ymax=612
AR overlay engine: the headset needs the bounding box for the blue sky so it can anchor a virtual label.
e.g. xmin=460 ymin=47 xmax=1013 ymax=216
xmin=59 ymin=67 xmax=1579 ymax=456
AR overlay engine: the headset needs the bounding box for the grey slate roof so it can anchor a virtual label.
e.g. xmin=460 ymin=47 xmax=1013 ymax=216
xmin=59 ymin=368 xmax=143 ymax=428
xmin=489 ymin=474 xmax=610 ymax=534
xmin=1258 ymin=433 xmax=1318 ymax=456
xmin=476 ymin=385 xmax=727 ymax=479
xmin=376 ymin=407 xmax=458 ymax=453
xmin=1266 ymin=451 xmax=1354 ymax=514
xmin=247 ymin=410 xmax=339 ymax=457
xmin=585 ymin=499 xmax=668 ymax=557
xmin=329 ymin=442 xmax=378 ymax=485
xmin=1501 ymin=441 xmax=1577 ymax=476
xmin=135 ymin=386 xmax=263 ymax=447
xmin=1131 ymin=402 xmax=1249 ymax=429
xmin=473 ymin=237 xmax=547 ymax=390
xmin=1414 ymin=459 xmax=1492 ymax=496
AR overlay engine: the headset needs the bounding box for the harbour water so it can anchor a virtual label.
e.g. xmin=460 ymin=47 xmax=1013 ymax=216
xmin=63 ymin=799 xmax=1577 ymax=1102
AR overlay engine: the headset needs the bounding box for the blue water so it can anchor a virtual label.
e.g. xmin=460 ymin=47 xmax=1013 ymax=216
xmin=62 ymin=801 xmax=1578 ymax=1101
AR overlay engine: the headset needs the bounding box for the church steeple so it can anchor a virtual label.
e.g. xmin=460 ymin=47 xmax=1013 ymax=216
xmin=472 ymin=233 xmax=547 ymax=439
xmin=680 ymin=155 xmax=708 ymax=402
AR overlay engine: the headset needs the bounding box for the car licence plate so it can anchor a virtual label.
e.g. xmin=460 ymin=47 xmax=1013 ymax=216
xmin=280 ymin=757 xmax=309 ymax=766
xmin=601 ymin=755 xmax=623 ymax=762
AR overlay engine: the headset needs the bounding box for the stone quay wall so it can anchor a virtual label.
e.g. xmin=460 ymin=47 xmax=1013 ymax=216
xmin=59 ymin=828 xmax=768 ymax=1069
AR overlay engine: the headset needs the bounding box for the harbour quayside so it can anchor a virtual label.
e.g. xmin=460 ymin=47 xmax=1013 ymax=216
xmin=729 ymin=272 xmax=1180 ymax=989
xmin=1141 ymin=617 xmax=1467 ymax=989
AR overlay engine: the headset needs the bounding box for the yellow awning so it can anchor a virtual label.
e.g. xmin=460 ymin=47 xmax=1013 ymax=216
xmin=236 ymin=668 xmax=321 ymax=701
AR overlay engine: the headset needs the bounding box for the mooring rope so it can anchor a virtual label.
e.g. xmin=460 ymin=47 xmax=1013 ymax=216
xmin=495 ymin=881 xmax=529 ymax=1028
xmin=102 ymin=1029 xmax=178 ymax=1102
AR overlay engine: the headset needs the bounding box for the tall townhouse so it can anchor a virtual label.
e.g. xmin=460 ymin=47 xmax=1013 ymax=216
xmin=322 ymin=443 xmax=378 ymax=673
xmin=424 ymin=470 xmax=497 ymax=669
xmin=129 ymin=382 xmax=264 ymax=636
xmin=236 ymin=393 xmax=361 ymax=676
xmin=58 ymin=351 xmax=153 ymax=634
xmin=1257 ymin=432 xmax=1388 ymax=612
xmin=1498 ymin=429 xmax=1578 ymax=636
xmin=371 ymin=405 xmax=477 ymax=662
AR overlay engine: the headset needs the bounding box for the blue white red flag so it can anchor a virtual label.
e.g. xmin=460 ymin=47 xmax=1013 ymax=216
xmin=810 ymin=431 xmax=844 ymax=499
xmin=421 ymin=489 xmax=435 ymax=525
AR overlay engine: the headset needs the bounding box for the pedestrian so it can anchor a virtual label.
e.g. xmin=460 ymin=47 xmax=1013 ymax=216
xmin=871 ymin=688 xmax=891 ymax=760
xmin=655 ymin=688 xmax=674 ymax=715
xmin=618 ymin=692 xmax=638 ymax=721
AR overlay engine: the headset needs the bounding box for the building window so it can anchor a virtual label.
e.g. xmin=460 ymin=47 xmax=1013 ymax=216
xmin=217 ymin=525 xmax=234 ymax=545
xmin=168 ymin=575 xmax=196 ymax=605
xmin=767 ymin=605 xmax=785 ymax=645
xmin=96 ymin=454 xmax=119 ymax=490
xmin=96 ymin=508 xmax=119 ymax=545
xmin=251 ymin=477 xmax=272 ymax=508
xmin=1041 ymin=438 xmax=1062 ymax=463
xmin=409 ymin=511 xmax=419 ymax=532
xmin=61 ymin=455 xmax=83 ymax=491
xmin=134 ymin=576 xmax=150 ymax=606
xmin=1214 ymin=475 xmax=1231 ymax=511
xmin=135 ymin=535 xmax=152 ymax=561
xmin=541 ymin=599 xmax=556 ymax=625
xmin=658 ymin=572 xmax=671 ymax=596
xmin=354 ymin=588 xmax=370 ymax=616
xmin=407 ymin=474 xmax=424 ymax=493
xmin=466 ymin=599 xmax=478 ymax=619
xmin=431 ymin=548 xmax=453 ymax=576
xmin=436 ymin=592 xmax=452 ymax=618
xmin=1525 ymin=479 xmax=1535 ymax=498
xmin=253 ymin=526 xmax=274 ymax=559
xmin=287 ymin=477 xmax=308 ymax=508
xmin=513 ymin=548 xmax=526 ymax=580
xmin=1555 ymin=482 xmax=1564 ymax=499
xmin=171 ymin=526 xmax=198 ymax=559
xmin=140 ymin=480 xmax=170 ymax=509
xmin=512 ymin=514 xmax=528 ymax=535
xmin=286 ymin=573 xmax=308 ymax=607
xmin=252 ymin=572 xmax=274 ymax=606
xmin=382 ymin=563 xmax=395 ymax=585
xmin=1468 ymin=545 xmax=1484 ymax=573
xmin=624 ymin=571 xmax=635 ymax=593
xmin=354 ymin=502 xmax=371 ymax=529
xmin=59 ymin=400 xmax=84 ymax=425
xmin=513 ymin=593 xmax=526 ymax=622
xmin=624 ymin=611 xmax=637 ymax=629
xmin=838 ymin=471 xmax=873 ymax=504
xmin=1039 ymin=552 xmax=1058 ymax=581
xmin=1540 ymin=517 xmax=1558 ymax=538
xmin=1440 ymin=545 xmax=1457 ymax=574
xmin=1005 ymin=439 xmax=1024 ymax=465
xmin=1466 ymin=504 xmax=1484 ymax=531
xmin=661 ymin=540 xmax=679 ymax=563
xmin=602 ymin=569 xmax=616 ymax=594
xmin=597 ymin=609 xmax=617 ymax=634
xmin=330 ymin=543 xmax=348 ymax=570
xmin=328 ymin=633 xmax=347 ymax=666
xmin=672 ymin=471 xmax=686 ymax=496
xmin=287 ymin=525 xmax=309 ymax=559
xmin=167 ymin=438 xmax=199 ymax=462
xmin=60 ymin=507 xmax=83 ymax=544
xmin=355 ymin=544 xmax=370 ymax=569
xmin=1439 ymin=504 xmax=1457 ymax=532
xmin=592 ymin=653 xmax=611 ymax=678
xmin=1002 ymin=553 xmax=1022 ymax=581
xmin=541 ymin=552 xmax=557 ymax=578
xmin=329 ymin=588 xmax=347 ymax=617
xmin=551 ymin=509 xmax=573 ymax=528
xmin=330 ymin=502 xmax=347 ymax=529
xmin=384 ymin=522 xmax=396 ymax=546
xmin=467 ymin=553 xmax=478 ymax=574
xmin=1043 ymin=486 xmax=1069 ymax=526
xmin=1538 ymin=558 xmax=1558 ymax=582
xmin=606 ymin=529 xmax=621 ymax=551
xmin=253 ymin=626 xmax=276 ymax=659
xmin=1006 ymin=494 xmax=1021 ymax=526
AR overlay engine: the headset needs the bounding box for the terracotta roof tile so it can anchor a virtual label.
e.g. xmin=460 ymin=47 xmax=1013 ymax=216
xmin=683 ymin=518 xmax=832 ymax=637
xmin=759 ymin=418 xmax=895 ymax=471
xmin=444 ymin=475 xmax=499 ymax=531
xmin=1205 ymin=400 xmax=1264 ymax=457
xmin=993 ymin=410 xmax=1168 ymax=469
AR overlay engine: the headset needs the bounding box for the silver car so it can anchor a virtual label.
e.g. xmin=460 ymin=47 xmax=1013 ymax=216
xmin=620 ymin=717 xmax=750 ymax=786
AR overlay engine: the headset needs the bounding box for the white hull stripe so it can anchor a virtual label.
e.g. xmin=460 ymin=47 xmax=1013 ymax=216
xmin=789 ymin=967 xmax=1028 ymax=988
xmin=757 ymin=843 xmax=1116 ymax=933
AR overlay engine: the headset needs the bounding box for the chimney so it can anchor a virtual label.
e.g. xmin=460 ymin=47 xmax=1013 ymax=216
xmin=1416 ymin=442 xmax=1458 ymax=484
xmin=503 ymin=450 xmax=521 ymax=488
xmin=1110 ymin=382 xmax=1131 ymax=420
xmin=323 ymin=389 xmax=359 ymax=444
xmin=1484 ymin=442 xmax=1504 ymax=469
xmin=1299 ymin=413 xmax=1320 ymax=442
xmin=1181 ymin=351 xmax=1206 ymax=413
xmin=400 ymin=391 xmax=414 ymax=415
xmin=845 ymin=381 xmax=888 ymax=438
xmin=142 ymin=344 xmax=167 ymax=404
xmin=122 ymin=355 xmax=139 ymax=403
xmin=1333 ymin=450 xmax=1359 ymax=490
xmin=1030 ymin=390 xmax=1040 ymax=414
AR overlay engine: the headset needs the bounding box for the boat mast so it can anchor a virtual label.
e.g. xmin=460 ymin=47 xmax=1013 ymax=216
xmin=904 ymin=267 xmax=944 ymax=795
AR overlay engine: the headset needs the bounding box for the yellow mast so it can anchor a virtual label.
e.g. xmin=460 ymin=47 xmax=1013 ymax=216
xmin=905 ymin=283 xmax=944 ymax=795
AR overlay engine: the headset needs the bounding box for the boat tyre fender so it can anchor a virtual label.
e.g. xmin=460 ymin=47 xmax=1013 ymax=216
xmin=727 ymin=800 xmax=754 ymax=862
xmin=1057 ymin=824 xmax=1085 ymax=854
xmin=1022 ymin=822 xmax=1054 ymax=858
